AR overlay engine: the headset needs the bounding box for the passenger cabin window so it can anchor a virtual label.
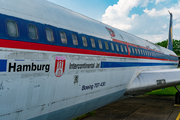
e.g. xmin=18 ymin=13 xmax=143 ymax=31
xmin=98 ymin=40 xmax=103 ymax=49
xmin=120 ymin=45 xmax=124 ymax=52
xmin=132 ymin=48 xmax=134 ymax=54
xmin=29 ymin=25 xmax=38 ymax=39
xmin=60 ymin=32 xmax=67 ymax=44
xmin=91 ymin=38 xmax=96 ymax=48
xmin=138 ymin=49 xmax=140 ymax=54
xmin=105 ymin=41 xmax=109 ymax=50
xmin=72 ymin=34 xmax=78 ymax=45
xmin=116 ymin=44 xmax=119 ymax=52
xmin=124 ymin=46 xmax=127 ymax=53
xmin=143 ymin=50 xmax=145 ymax=55
xmin=7 ymin=20 xmax=18 ymax=37
xmin=141 ymin=50 xmax=143 ymax=55
xmin=82 ymin=36 xmax=87 ymax=47
xmin=46 ymin=28 xmax=54 ymax=42
xmin=129 ymin=47 xmax=131 ymax=53
xmin=111 ymin=43 xmax=114 ymax=51
xmin=135 ymin=48 xmax=137 ymax=54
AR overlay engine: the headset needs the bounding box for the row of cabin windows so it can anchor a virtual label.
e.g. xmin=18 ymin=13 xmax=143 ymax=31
xmin=7 ymin=20 xmax=129 ymax=53
xmin=128 ymin=46 xmax=170 ymax=58
xmin=6 ymin=20 xmax=177 ymax=60
xmin=129 ymin=46 xmax=153 ymax=56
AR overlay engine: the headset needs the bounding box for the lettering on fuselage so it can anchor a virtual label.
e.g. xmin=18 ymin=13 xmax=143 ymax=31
xmin=69 ymin=63 xmax=100 ymax=69
xmin=82 ymin=82 xmax=106 ymax=91
xmin=8 ymin=62 xmax=50 ymax=72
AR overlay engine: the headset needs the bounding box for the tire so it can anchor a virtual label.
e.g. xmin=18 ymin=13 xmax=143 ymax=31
xmin=175 ymin=92 xmax=180 ymax=104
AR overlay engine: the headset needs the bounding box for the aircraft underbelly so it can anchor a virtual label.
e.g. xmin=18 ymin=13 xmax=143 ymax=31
xmin=0 ymin=48 xmax=177 ymax=120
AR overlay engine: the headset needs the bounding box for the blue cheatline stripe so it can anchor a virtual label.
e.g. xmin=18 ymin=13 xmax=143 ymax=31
xmin=0 ymin=60 xmax=7 ymax=72
xmin=101 ymin=62 xmax=177 ymax=68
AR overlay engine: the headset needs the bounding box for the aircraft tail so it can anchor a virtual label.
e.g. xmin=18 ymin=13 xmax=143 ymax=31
xmin=167 ymin=11 xmax=173 ymax=51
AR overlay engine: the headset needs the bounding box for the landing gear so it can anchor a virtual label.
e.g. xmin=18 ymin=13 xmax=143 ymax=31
xmin=174 ymin=86 xmax=180 ymax=104
xmin=175 ymin=92 xmax=180 ymax=104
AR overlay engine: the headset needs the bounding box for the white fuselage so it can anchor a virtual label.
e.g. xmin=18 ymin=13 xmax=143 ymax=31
xmin=0 ymin=0 xmax=178 ymax=120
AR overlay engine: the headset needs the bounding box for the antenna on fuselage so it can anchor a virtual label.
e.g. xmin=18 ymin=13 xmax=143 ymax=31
xmin=167 ymin=10 xmax=173 ymax=51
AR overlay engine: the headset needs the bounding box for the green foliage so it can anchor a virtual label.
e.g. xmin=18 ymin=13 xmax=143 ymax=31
xmin=156 ymin=39 xmax=180 ymax=55
xmin=145 ymin=86 xmax=180 ymax=96
xmin=156 ymin=39 xmax=168 ymax=48
xmin=72 ymin=111 xmax=96 ymax=120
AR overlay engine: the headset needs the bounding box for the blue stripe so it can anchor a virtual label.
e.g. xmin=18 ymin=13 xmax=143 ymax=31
xmin=15 ymin=59 xmax=24 ymax=61
xmin=101 ymin=62 xmax=177 ymax=68
xmin=0 ymin=60 xmax=7 ymax=72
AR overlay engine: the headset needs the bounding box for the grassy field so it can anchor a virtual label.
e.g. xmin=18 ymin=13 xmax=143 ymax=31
xmin=72 ymin=111 xmax=96 ymax=120
xmin=145 ymin=86 xmax=180 ymax=96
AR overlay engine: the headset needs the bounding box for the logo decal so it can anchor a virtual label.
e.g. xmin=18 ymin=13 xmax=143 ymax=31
xmin=54 ymin=56 xmax=66 ymax=77
xmin=106 ymin=27 xmax=115 ymax=37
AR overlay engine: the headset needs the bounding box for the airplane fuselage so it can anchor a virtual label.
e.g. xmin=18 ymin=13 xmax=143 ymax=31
xmin=0 ymin=0 xmax=178 ymax=120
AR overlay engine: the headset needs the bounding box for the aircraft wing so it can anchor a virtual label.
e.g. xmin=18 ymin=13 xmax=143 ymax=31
xmin=125 ymin=68 xmax=180 ymax=95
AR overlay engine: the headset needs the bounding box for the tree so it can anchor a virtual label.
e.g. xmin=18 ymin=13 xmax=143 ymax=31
xmin=156 ymin=39 xmax=180 ymax=55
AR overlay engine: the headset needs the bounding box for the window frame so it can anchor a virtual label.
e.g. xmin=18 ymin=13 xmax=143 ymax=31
xmin=105 ymin=41 xmax=109 ymax=50
xmin=132 ymin=47 xmax=134 ymax=54
xmin=60 ymin=31 xmax=67 ymax=44
xmin=72 ymin=34 xmax=78 ymax=45
xmin=120 ymin=45 xmax=124 ymax=52
xmin=91 ymin=38 xmax=96 ymax=48
xmin=6 ymin=20 xmax=19 ymax=37
xmin=129 ymin=47 xmax=131 ymax=53
xmin=45 ymin=28 xmax=54 ymax=42
xmin=124 ymin=46 xmax=128 ymax=53
xmin=28 ymin=24 xmax=38 ymax=40
xmin=111 ymin=43 xmax=114 ymax=51
xmin=98 ymin=40 xmax=103 ymax=49
xmin=82 ymin=36 xmax=87 ymax=47
xmin=116 ymin=44 xmax=119 ymax=52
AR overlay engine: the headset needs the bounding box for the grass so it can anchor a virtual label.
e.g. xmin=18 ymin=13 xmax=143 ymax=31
xmin=145 ymin=86 xmax=180 ymax=96
xmin=72 ymin=111 xmax=96 ymax=120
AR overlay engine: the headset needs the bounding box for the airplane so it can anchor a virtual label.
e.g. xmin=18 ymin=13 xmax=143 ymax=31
xmin=0 ymin=0 xmax=179 ymax=120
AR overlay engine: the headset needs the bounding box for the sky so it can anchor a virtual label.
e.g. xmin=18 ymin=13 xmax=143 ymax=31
xmin=47 ymin=0 xmax=180 ymax=43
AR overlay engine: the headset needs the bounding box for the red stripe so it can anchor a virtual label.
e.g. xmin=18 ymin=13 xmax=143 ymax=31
xmin=0 ymin=39 xmax=178 ymax=62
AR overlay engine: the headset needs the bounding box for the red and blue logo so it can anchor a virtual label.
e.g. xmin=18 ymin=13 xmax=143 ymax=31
xmin=54 ymin=56 xmax=66 ymax=77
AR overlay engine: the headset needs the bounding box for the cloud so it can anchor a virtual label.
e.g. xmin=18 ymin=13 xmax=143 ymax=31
xmin=138 ymin=34 xmax=167 ymax=43
xmin=174 ymin=24 xmax=180 ymax=29
xmin=102 ymin=0 xmax=180 ymax=43
xmin=143 ymin=8 xmax=168 ymax=17
xmin=163 ymin=24 xmax=167 ymax=28
xmin=155 ymin=0 xmax=165 ymax=4
xmin=141 ymin=0 xmax=149 ymax=7
xmin=102 ymin=0 xmax=144 ymax=31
